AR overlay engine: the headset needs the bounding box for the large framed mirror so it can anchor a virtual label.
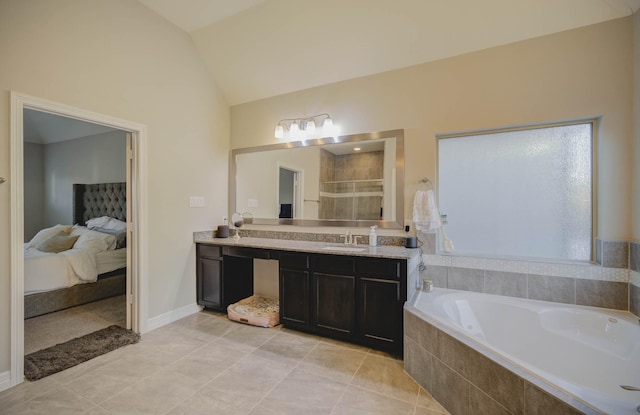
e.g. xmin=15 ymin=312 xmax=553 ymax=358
xmin=230 ymin=129 xmax=404 ymax=229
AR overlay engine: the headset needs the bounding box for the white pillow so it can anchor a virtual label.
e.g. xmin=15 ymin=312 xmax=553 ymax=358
xmin=71 ymin=226 xmax=117 ymax=251
xmin=36 ymin=234 xmax=80 ymax=253
xmin=86 ymin=216 xmax=112 ymax=229
xmin=27 ymin=225 xmax=72 ymax=248
xmin=103 ymin=218 xmax=127 ymax=232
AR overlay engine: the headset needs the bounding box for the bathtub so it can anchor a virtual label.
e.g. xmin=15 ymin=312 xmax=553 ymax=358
xmin=404 ymin=288 xmax=640 ymax=415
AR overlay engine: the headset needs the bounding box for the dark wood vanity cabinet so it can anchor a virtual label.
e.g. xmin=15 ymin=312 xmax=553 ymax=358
xmin=196 ymin=244 xmax=224 ymax=310
xmin=280 ymin=252 xmax=405 ymax=352
xmin=197 ymin=243 xmax=407 ymax=353
xmin=196 ymin=244 xmax=253 ymax=312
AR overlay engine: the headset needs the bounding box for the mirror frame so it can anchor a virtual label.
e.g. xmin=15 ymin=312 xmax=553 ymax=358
xmin=230 ymin=129 xmax=404 ymax=229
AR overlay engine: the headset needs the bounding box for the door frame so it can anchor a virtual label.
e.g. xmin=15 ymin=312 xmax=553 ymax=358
xmin=9 ymin=92 xmax=148 ymax=387
xmin=276 ymin=163 xmax=304 ymax=219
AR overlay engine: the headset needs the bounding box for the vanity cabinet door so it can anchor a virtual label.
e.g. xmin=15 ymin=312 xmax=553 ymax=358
xmin=311 ymin=254 xmax=356 ymax=339
xmin=312 ymin=272 xmax=356 ymax=338
xmin=279 ymin=268 xmax=310 ymax=328
xmin=197 ymin=256 xmax=223 ymax=310
xmin=356 ymin=258 xmax=405 ymax=351
xmin=357 ymin=277 xmax=401 ymax=348
xmin=279 ymin=252 xmax=311 ymax=328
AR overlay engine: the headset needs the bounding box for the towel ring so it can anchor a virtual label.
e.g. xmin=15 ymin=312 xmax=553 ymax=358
xmin=419 ymin=177 xmax=434 ymax=189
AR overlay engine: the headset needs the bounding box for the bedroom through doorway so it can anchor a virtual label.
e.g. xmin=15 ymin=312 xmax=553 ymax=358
xmin=23 ymin=109 xmax=129 ymax=354
xmin=9 ymin=92 xmax=147 ymax=388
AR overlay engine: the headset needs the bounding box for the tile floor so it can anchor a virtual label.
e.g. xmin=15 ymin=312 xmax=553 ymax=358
xmin=0 ymin=310 xmax=450 ymax=415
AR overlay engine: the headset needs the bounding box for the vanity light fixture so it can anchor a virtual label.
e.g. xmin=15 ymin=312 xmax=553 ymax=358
xmin=274 ymin=113 xmax=336 ymax=140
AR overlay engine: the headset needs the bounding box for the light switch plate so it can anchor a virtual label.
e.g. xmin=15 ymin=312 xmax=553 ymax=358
xmin=189 ymin=196 xmax=205 ymax=208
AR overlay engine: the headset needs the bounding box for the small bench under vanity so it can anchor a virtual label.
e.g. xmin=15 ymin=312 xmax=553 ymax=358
xmin=194 ymin=235 xmax=420 ymax=354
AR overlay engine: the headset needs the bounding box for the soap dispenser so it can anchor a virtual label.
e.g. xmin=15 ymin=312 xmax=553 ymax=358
xmin=369 ymin=226 xmax=378 ymax=247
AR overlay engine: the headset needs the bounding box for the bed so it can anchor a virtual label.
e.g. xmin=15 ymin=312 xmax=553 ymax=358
xmin=24 ymin=182 xmax=128 ymax=319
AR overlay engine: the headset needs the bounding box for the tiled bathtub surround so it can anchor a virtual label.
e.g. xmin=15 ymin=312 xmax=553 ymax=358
xmin=595 ymin=238 xmax=629 ymax=268
xmin=404 ymin=309 xmax=595 ymax=415
xmin=631 ymin=242 xmax=640 ymax=316
xmin=422 ymin=255 xmax=629 ymax=310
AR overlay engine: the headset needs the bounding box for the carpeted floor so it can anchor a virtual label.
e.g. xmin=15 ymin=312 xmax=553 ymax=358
xmin=24 ymin=295 xmax=126 ymax=355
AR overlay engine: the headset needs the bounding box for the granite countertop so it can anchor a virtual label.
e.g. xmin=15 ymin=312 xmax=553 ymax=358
xmin=194 ymin=236 xmax=420 ymax=260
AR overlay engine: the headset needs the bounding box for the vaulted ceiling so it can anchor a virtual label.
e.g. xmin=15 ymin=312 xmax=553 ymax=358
xmin=142 ymin=0 xmax=639 ymax=106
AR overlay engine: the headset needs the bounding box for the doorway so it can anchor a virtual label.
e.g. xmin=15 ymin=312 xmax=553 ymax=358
xmin=9 ymin=92 xmax=148 ymax=388
xmin=23 ymin=109 xmax=128 ymax=354
xmin=278 ymin=165 xmax=303 ymax=219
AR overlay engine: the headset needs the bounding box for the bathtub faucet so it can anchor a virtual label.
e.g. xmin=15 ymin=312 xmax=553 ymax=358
xmin=620 ymin=385 xmax=640 ymax=413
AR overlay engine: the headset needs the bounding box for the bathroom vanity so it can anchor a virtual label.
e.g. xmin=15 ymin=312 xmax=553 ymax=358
xmin=195 ymin=237 xmax=420 ymax=353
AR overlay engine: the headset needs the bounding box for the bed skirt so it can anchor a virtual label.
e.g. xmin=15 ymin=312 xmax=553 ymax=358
xmin=25 ymin=269 xmax=126 ymax=319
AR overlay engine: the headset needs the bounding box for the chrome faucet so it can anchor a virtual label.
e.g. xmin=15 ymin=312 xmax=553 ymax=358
xmin=340 ymin=230 xmax=360 ymax=245
xmin=341 ymin=230 xmax=353 ymax=245
xmin=619 ymin=386 xmax=640 ymax=413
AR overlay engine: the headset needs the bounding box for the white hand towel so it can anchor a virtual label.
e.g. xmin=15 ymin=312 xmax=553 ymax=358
xmin=412 ymin=190 xmax=441 ymax=231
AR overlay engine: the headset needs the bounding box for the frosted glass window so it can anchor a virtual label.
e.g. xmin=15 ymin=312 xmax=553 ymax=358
xmin=438 ymin=122 xmax=593 ymax=262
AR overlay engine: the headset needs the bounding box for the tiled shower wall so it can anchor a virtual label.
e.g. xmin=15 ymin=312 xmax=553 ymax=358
xmin=630 ymin=242 xmax=640 ymax=316
xmin=419 ymin=232 xmax=636 ymax=313
xmin=319 ymin=150 xmax=384 ymax=220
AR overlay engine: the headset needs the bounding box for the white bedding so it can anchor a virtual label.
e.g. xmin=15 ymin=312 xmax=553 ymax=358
xmin=96 ymin=248 xmax=127 ymax=275
xmin=24 ymin=225 xmax=127 ymax=295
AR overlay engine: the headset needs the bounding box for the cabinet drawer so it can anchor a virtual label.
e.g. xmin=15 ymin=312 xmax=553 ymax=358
xmin=197 ymin=244 xmax=221 ymax=259
xmin=223 ymin=246 xmax=270 ymax=259
xmin=312 ymin=254 xmax=355 ymax=275
xmin=279 ymin=252 xmax=309 ymax=270
xmin=356 ymin=258 xmax=401 ymax=279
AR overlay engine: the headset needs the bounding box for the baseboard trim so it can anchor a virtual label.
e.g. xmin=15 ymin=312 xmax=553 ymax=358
xmin=146 ymin=302 xmax=203 ymax=332
xmin=0 ymin=370 xmax=12 ymax=392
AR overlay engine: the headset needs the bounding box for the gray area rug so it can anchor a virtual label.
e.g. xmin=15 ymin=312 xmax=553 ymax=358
xmin=24 ymin=325 xmax=139 ymax=381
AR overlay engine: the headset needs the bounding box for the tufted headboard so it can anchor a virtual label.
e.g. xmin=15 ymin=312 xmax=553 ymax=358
xmin=73 ymin=182 xmax=126 ymax=226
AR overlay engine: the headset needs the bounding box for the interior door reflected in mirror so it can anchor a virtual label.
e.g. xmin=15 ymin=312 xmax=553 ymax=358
xmin=231 ymin=130 xmax=404 ymax=229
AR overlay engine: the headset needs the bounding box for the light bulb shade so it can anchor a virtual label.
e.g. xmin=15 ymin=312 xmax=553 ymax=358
xmin=306 ymin=120 xmax=316 ymax=133
xmin=274 ymin=124 xmax=284 ymax=139
xmin=290 ymin=121 xmax=300 ymax=136
xmin=323 ymin=117 xmax=333 ymax=129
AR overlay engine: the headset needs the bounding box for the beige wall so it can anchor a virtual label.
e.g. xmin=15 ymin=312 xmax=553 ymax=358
xmin=0 ymin=0 xmax=229 ymax=374
xmin=231 ymin=17 xmax=634 ymax=242
xmin=634 ymin=11 xmax=640 ymax=240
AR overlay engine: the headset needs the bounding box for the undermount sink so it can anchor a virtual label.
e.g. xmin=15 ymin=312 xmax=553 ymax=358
xmin=321 ymin=246 xmax=366 ymax=252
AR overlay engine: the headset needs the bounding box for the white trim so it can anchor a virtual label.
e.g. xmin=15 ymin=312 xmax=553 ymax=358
xmin=0 ymin=371 xmax=11 ymax=392
xmin=146 ymin=303 xmax=204 ymax=332
xmin=9 ymin=92 xmax=149 ymax=388
xmin=10 ymin=93 xmax=25 ymax=387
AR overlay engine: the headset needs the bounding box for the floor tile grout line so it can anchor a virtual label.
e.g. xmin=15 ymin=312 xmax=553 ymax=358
xmin=79 ymin=328 xmax=226 ymax=410
xmin=243 ymin=329 xmax=325 ymax=414
xmin=160 ymin=318 xmax=274 ymax=414
xmin=328 ymin=344 xmax=368 ymax=415
xmin=161 ymin=316 xmax=288 ymax=415
xmin=345 ymin=351 xmax=427 ymax=410
xmin=245 ymin=359 xmax=301 ymax=413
